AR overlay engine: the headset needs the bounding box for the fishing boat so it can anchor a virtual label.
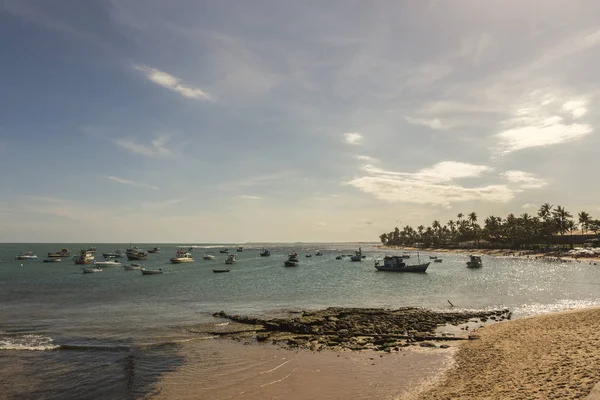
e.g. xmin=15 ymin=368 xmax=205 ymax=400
xmin=141 ymin=268 xmax=163 ymax=275
xmin=43 ymin=258 xmax=61 ymax=263
xmin=237 ymin=247 xmax=244 ymax=252
xmin=315 ymin=251 xmax=323 ymax=256
xmin=374 ymin=255 xmax=430 ymax=273
xmin=288 ymin=251 xmax=299 ymax=262
xmin=203 ymin=253 xmax=216 ymax=260
xmin=284 ymin=252 xmax=299 ymax=267
xmin=225 ymin=254 xmax=236 ymax=264
xmin=102 ymin=250 xmax=125 ymax=258
xmin=73 ymin=250 xmax=95 ymax=265
xmin=147 ymin=247 xmax=161 ymax=254
xmin=350 ymin=247 xmax=364 ymax=262
xmin=429 ymin=256 xmax=437 ymax=260
xmin=305 ymin=254 xmax=312 ymax=258
xmin=82 ymin=266 xmax=102 ymax=273
xmin=93 ymin=260 xmax=122 ymax=267
xmin=335 ymin=255 xmax=343 ymax=260
xmin=170 ymin=248 xmax=194 ymax=263
xmin=47 ymin=248 xmax=70 ymax=258
xmin=219 ymin=248 xmax=229 ymax=254
xmin=434 ymin=259 xmax=443 ymax=263
xmin=402 ymin=252 xmax=411 ymax=259
xmin=213 ymin=268 xmax=230 ymax=273
xmin=124 ymin=264 xmax=142 ymax=271
xmin=127 ymin=251 xmax=148 ymax=261
xmin=15 ymin=252 xmax=38 ymax=260
xmin=260 ymin=249 xmax=271 ymax=257
xmin=466 ymin=255 xmax=483 ymax=268
xmin=86 ymin=247 xmax=97 ymax=254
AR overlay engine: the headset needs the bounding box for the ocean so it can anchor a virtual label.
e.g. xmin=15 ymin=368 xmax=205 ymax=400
xmin=2 ymin=243 xmax=600 ymax=399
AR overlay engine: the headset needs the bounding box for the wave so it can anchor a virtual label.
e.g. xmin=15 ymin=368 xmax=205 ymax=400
xmin=0 ymin=334 xmax=60 ymax=351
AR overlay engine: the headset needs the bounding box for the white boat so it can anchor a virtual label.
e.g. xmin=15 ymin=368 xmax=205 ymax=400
xmin=170 ymin=248 xmax=194 ymax=263
xmin=15 ymin=252 xmax=38 ymax=260
xmin=203 ymin=253 xmax=216 ymax=260
xmin=124 ymin=264 xmax=142 ymax=270
xmin=141 ymin=268 xmax=163 ymax=275
xmin=467 ymin=255 xmax=483 ymax=268
xmin=93 ymin=260 xmax=122 ymax=267
xmin=225 ymin=254 xmax=236 ymax=264
xmin=73 ymin=250 xmax=95 ymax=265
xmin=82 ymin=267 xmax=102 ymax=273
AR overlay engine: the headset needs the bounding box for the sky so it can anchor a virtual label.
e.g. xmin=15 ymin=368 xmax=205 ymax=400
xmin=1 ymin=0 xmax=599 ymax=243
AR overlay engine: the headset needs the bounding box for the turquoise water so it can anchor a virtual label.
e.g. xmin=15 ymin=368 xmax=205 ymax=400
xmin=2 ymin=243 xmax=600 ymax=399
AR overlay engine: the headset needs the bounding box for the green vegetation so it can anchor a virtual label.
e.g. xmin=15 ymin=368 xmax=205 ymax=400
xmin=379 ymin=203 xmax=600 ymax=249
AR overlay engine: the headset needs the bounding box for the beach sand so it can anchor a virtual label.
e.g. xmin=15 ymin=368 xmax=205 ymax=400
xmin=418 ymin=308 xmax=600 ymax=399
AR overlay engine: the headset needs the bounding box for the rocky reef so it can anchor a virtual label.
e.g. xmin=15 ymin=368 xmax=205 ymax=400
xmin=211 ymin=307 xmax=511 ymax=352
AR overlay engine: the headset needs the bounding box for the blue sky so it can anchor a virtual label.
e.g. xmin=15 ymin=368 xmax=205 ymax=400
xmin=1 ymin=0 xmax=599 ymax=242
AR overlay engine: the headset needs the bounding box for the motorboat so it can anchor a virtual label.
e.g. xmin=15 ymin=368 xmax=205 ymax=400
xmin=237 ymin=247 xmax=244 ymax=252
xmin=429 ymin=256 xmax=438 ymax=260
xmin=15 ymin=252 xmax=38 ymax=260
xmin=82 ymin=266 xmax=102 ymax=273
xmin=86 ymin=247 xmax=97 ymax=254
xmin=203 ymin=253 xmax=216 ymax=260
xmin=73 ymin=250 xmax=95 ymax=265
xmin=102 ymin=250 xmax=125 ymax=258
xmin=141 ymin=268 xmax=163 ymax=275
xmin=284 ymin=259 xmax=298 ymax=267
xmin=315 ymin=251 xmax=323 ymax=256
xmin=335 ymin=255 xmax=343 ymax=260
xmin=288 ymin=251 xmax=299 ymax=262
xmin=225 ymin=254 xmax=236 ymax=264
xmin=127 ymin=251 xmax=148 ymax=261
xmin=402 ymin=252 xmax=411 ymax=259
xmin=219 ymin=248 xmax=229 ymax=254
xmin=305 ymin=254 xmax=312 ymax=258
xmin=350 ymin=247 xmax=364 ymax=262
xmin=170 ymin=248 xmax=194 ymax=263
xmin=213 ymin=268 xmax=230 ymax=273
xmin=467 ymin=255 xmax=483 ymax=268
xmin=434 ymin=259 xmax=443 ymax=263
xmin=124 ymin=264 xmax=142 ymax=271
xmin=374 ymin=256 xmax=430 ymax=273
xmin=43 ymin=258 xmax=62 ymax=263
xmin=93 ymin=260 xmax=122 ymax=267
xmin=147 ymin=247 xmax=161 ymax=254
xmin=260 ymin=249 xmax=271 ymax=257
xmin=47 ymin=248 xmax=70 ymax=258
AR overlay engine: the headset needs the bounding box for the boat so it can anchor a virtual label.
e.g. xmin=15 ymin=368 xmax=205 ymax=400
xmin=350 ymin=247 xmax=364 ymax=262
xmin=467 ymin=255 xmax=483 ymax=268
xmin=284 ymin=259 xmax=298 ymax=267
xmin=225 ymin=254 xmax=236 ymax=264
xmin=305 ymin=254 xmax=312 ymax=258
xmin=288 ymin=251 xmax=299 ymax=262
xmin=127 ymin=251 xmax=148 ymax=261
xmin=73 ymin=250 xmax=95 ymax=265
xmin=15 ymin=252 xmax=38 ymax=260
xmin=102 ymin=250 xmax=125 ymax=258
xmin=188 ymin=247 xmax=194 ymax=252
xmin=203 ymin=253 xmax=216 ymax=260
xmin=402 ymin=252 xmax=411 ymax=259
xmin=315 ymin=251 xmax=323 ymax=256
xmin=374 ymin=256 xmax=430 ymax=273
xmin=170 ymin=248 xmax=194 ymax=263
xmin=429 ymin=256 xmax=437 ymax=260
xmin=213 ymin=268 xmax=231 ymax=273
xmin=82 ymin=266 xmax=102 ymax=273
xmin=219 ymin=248 xmax=229 ymax=254
xmin=434 ymin=259 xmax=443 ymax=263
xmin=141 ymin=268 xmax=163 ymax=275
xmin=93 ymin=260 xmax=122 ymax=267
xmin=47 ymin=248 xmax=71 ymax=258
xmin=335 ymin=255 xmax=343 ymax=260
xmin=147 ymin=247 xmax=161 ymax=254
xmin=86 ymin=247 xmax=97 ymax=254
xmin=124 ymin=264 xmax=142 ymax=271
xmin=260 ymin=249 xmax=271 ymax=257
xmin=43 ymin=258 xmax=62 ymax=263
xmin=237 ymin=247 xmax=244 ymax=252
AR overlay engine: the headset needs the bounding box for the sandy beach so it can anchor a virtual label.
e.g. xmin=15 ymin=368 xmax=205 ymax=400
xmin=418 ymin=307 xmax=600 ymax=399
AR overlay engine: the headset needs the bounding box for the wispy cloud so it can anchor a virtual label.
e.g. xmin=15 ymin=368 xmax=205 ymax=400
xmin=495 ymin=92 xmax=593 ymax=154
xmin=238 ymin=195 xmax=262 ymax=200
xmin=405 ymin=116 xmax=453 ymax=130
xmin=140 ymin=198 xmax=186 ymax=210
xmin=105 ymin=176 xmax=158 ymax=190
xmin=356 ymin=155 xmax=378 ymax=163
xmin=343 ymin=132 xmax=363 ymax=145
xmin=501 ymin=171 xmax=548 ymax=189
xmin=114 ymin=135 xmax=172 ymax=157
xmin=134 ymin=65 xmax=213 ymax=101
xmin=522 ymin=203 xmax=536 ymax=209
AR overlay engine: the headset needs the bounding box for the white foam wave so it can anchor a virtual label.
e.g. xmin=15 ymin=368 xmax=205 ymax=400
xmin=0 ymin=334 xmax=59 ymax=351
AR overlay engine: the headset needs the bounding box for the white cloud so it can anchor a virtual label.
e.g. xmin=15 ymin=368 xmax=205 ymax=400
xmin=343 ymin=132 xmax=363 ymax=145
xmin=405 ymin=116 xmax=453 ymax=130
xmin=238 ymin=195 xmax=262 ymax=200
xmin=522 ymin=203 xmax=536 ymax=209
xmin=105 ymin=176 xmax=158 ymax=190
xmin=495 ymin=92 xmax=593 ymax=153
xmin=356 ymin=155 xmax=378 ymax=163
xmin=346 ymin=161 xmax=512 ymax=207
xmin=134 ymin=65 xmax=213 ymax=101
xmin=140 ymin=198 xmax=185 ymax=210
xmin=501 ymin=171 xmax=548 ymax=189
xmin=114 ymin=135 xmax=172 ymax=157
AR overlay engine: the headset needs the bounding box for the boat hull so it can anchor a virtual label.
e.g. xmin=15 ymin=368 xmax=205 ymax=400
xmin=82 ymin=268 xmax=102 ymax=273
xmin=43 ymin=259 xmax=61 ymax=263
xmin=284 ymin=261 xmax=298 ymax=267
xmin=466 ymin=262 xmax=482 ymax=268
xmin=374 ymin=262 xmax=430 ymax=273
xmin=124 ymin=265 xmax=141 ymax=270
xmin=213 ymin=269 xmax=230 ymax=273
xmin=170 ymin=258 xmax=194 ymax=263
xmin=141 ymin=269 xmax=162 ymax=275
xmin=94 ymin=262 xmax=122 ymax=267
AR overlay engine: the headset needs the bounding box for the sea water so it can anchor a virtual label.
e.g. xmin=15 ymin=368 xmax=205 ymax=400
xmin=1 ymin=243 xmax=600 ymax=399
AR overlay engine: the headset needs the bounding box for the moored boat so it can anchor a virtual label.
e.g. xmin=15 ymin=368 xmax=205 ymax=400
xmin=260 ymin=249 xmax=271 ymax=257
xmin=350 ymin=247 xmax=364 ymax=262
xmin=467 ymin=255 xmax=483 ymax=268
xmin=213 ymin=268 xmax=230 ymax=273
xmin=47 ymin=248 xmax=71 ymax=258
xmin=402 ymin=252 xmax=411 ymax=259
xmin=203 ymin=253 xmax=216 ymax=260
xmin=335 ymin=255 xmax=343 ymax=260
xmin=93 ymin=260 xmax=122 ymax=267
xmin=102 ymin=250 xmax=125 ymax=259
xmin=225 ymin=254 xmax=236 ymax=264
xmin=141 ymin=268 xmax=163 ymax=275
xmin=82 ymin=266 xmax=102 ymax=273
xmin=288 ymin=251 xmax=299 ymax=262
xmin=43 ymin=258 xmax=62 ymax=263
xmin=86 ymin=247 xmax=97 ymax=254
xmin=236 ymin=247 xmax=244 ymax=252
xmin=73 ymin=250 xmax=95 ymax=265
xmin=170 ymin=248 xmax=194 ymax=263
xmin=374 ymin=256 xmax=430 ymax=273
xmin=315 ymin=251 xmax=323 ymax=256
xmin=429 ymin=256 xmax=437 ymax=260
xmin=284 ymin=259 xmax=298 ymax=267
xmin=147 ymin=247 xmax=161 ymax=254
xmin=305 ymin=254 xmax=312 ymax=258
xmin=127 ymin=251 xmax=148 ymax=261
xmin=219 ymin=248 xmax=229 ymax=254
xmin=15 ymin=252 xmax=38 ymax=260
xmin=124 ymin=264 xmax=142 ymax=270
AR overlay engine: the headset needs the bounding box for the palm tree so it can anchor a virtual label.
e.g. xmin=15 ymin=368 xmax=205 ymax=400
xmin=457 ymin=213 xmax=464 ymax=223
xmin=468 ymin=212 xmax=478 ymax=244
xmin=579 ymin=211 xmax=591 ymax=235
xmin=552 ymin=205 xmax=572 ymax=236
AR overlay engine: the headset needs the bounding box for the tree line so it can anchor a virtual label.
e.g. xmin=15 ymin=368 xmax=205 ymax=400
xmin=379 ymin=203 xmax=600 ymax=249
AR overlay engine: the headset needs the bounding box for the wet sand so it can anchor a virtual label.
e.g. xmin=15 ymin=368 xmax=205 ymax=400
xmin=418 ymin=307 xmax=600 ymax=399
xmin=147 ymin=339 xmax=451 ymax=400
